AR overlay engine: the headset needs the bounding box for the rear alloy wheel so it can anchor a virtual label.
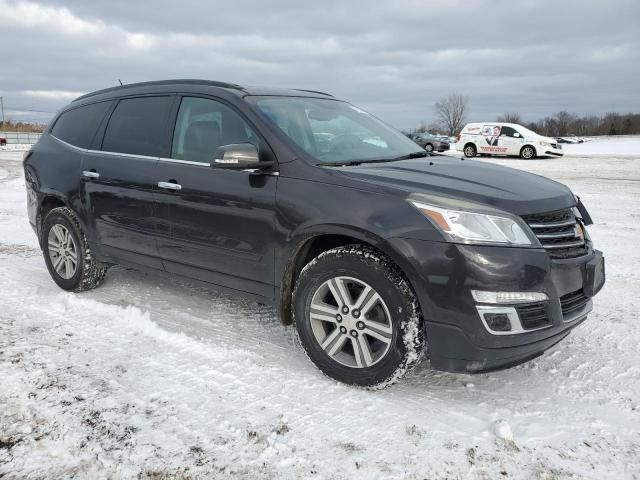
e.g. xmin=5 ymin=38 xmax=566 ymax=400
xmin=424 ymin=143 xmax=434 ymax=153
xmin=48 ymin=224 xmax=78 ymax=280
xmin=463 ymin=144 xmax=477 ymax=158
xmin=293 ymin=245 xmax=424 ymax=388
xmin=520 ymin=145 xmax=536 ymax=159
xmin=42 ymin=207 xmax=108 ymax=292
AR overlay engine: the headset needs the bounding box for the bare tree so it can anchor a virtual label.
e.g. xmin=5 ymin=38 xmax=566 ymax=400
xmin=553 ymin=111 xmax=576 ymax=137
xmin=497 ymin=112 xmax=522 ymax=124
xmin=415 ymin=122 xmax=428 ymax=134
xmin=434 ymin=94 xmax=468 ymax=136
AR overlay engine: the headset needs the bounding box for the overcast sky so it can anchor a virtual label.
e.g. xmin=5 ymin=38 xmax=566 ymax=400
xmin=0 ymin=0 xmax=638 ymax=129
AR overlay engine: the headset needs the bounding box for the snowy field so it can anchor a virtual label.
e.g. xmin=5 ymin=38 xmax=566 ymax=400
xmin=1 ymin=151 xmax=639 ymax=479
xmin=560 ymin=135 xmax=640 ymax=157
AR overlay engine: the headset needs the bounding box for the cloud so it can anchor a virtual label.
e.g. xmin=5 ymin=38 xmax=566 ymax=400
xmin=21 ymin=89 xmax=85 ymax=100
xmin=0 ymin=0 xmax=638 ymax=128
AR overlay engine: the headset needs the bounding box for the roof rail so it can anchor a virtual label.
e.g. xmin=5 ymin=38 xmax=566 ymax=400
xmin=73 ymin=79 xmax=245 ymax=102
xmin=292 ymin=89 xmax=334 ymax=97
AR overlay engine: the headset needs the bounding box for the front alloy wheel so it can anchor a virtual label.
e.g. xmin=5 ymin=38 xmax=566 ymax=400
xmin=424 ymin=143 xmax=434 ymax=153
xmin=309 ymin=276 xmax=393 ymax=368
xmin=521 ymin=146 xmax=536 ymax=159
xmin=293 ymin=245 xmax=424 ymax=388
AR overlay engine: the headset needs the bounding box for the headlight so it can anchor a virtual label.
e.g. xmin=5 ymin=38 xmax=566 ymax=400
xmin=539 ymin=141 xmax=550 ymax=147
xmin=408 ymin=201 xmax=533 ymax=245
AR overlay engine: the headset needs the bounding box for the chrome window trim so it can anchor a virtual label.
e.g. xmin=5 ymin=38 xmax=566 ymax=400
xmin=51 ymin=134 xmax=157 ymax=161
xmin=51 ymin=134 xmax=279 ymax=174
xmin=158 ymin=157 xmax=209 ymax=167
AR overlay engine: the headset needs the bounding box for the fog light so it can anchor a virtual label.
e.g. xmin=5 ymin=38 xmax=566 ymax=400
xmin=476 ymin=306 xmax=521 ymax=335
xmin=483 ymin=313 xmax=511 ymax=332
xmin=471 ymin=290 xmax=548 ymax=304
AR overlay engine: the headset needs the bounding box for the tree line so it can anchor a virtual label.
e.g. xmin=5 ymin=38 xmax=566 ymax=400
xmin=412 ymin=94 xmax=640 ymax=138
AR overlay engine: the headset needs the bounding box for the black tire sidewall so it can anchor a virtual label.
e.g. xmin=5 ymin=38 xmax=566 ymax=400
xmin=42 ymin=209 xmax=86 ymax=291
xmin=294 ymin=249 xmax=420 ymax=387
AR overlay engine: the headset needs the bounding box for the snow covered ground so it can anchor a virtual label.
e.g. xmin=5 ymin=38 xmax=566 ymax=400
xmin=557 ymin=135 xmax=640 ymax=157
xmin=1 ymin=151 xmax=639 ymax=479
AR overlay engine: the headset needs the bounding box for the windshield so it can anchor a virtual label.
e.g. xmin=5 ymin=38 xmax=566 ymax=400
xmin=518 ymin=125 xmax=543 ymax=138
xmin=247 ymin=96 xmax=424 ymax=164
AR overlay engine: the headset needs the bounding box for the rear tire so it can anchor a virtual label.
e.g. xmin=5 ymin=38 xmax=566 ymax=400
xmin=520 ymin=145 xmax=536 ymax=159
xmin=293 ymin=245 xmax=424 ymax=388
xmin=424 ymin=143 xmax=434 ymax=153
xmin=463 ymin=144 xmax=477 ymax=158
xmin=41 ymin=207 xmax=108 ymax=292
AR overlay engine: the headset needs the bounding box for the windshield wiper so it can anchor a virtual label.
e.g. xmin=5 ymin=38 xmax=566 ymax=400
xmin=319 ymin=160 xmax=366 ymax=167
xmin=319 ymin=151 xmax=428 ymax=167
xmin=393 ymin=151 xmax=428 ymax=160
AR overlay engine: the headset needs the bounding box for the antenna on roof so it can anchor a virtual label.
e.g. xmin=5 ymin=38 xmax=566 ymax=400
xmin=118 ymin=79 xmax=123 ymax=86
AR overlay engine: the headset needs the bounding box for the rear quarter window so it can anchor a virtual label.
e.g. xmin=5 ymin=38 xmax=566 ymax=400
xmin=101 ymin=96 xmax=174 ymax=157
xmin=50 ymin=101 xmax=113 ymax=149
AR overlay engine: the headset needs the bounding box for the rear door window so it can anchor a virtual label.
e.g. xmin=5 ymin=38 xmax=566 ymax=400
xmin=102 ymin=96 xmax=174 ymax=157
xmin=51 ymin=101 xmax=112 ymax=149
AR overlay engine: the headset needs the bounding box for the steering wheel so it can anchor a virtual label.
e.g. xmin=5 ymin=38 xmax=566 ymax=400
xmin=327 ymin=133 xmax=362 ymax=153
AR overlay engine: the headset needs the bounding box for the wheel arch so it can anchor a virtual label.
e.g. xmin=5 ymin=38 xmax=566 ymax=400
xmin=37 ymin=194 xmax=68 ymax=242
xmin=277 ymin=226 xmax=423 ymax=326
xmin=36 ymin=194 xmax=97 ymax=255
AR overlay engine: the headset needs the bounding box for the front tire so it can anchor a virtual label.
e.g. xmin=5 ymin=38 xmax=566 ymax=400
xmin=424 ymin=143 xmax=434 ymax=153
xmin=42 ymin=207 xmax=108 ymax=292
xmin=293 ymin=245 xmax=424 ymax=388
xmin=520 ymin=145 xmax=536 ymax=159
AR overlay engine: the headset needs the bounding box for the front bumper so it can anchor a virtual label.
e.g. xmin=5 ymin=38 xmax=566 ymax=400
xmin=544 ymin=145 xmax=564 ymax=157
xmin=388 ymin=237 xmax=604 ymax=373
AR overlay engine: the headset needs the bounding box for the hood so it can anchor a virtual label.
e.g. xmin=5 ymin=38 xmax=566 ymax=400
xmin=336 ymin=157 xmax=575 ymax=216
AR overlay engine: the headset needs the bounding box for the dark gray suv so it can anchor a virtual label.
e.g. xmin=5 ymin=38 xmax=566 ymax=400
xmin=23 ymin=79 xmax=604 ymax=387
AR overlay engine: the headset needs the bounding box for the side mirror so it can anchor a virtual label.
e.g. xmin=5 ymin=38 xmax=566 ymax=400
xmin=513 ymin=132 xmax=521 ymax=138
xmin=211 ymin=143 xmax=273 ymax=171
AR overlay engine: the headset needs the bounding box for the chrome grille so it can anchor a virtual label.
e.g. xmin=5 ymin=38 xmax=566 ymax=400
xmin=522 ymin=208 xmax=588 ymax=259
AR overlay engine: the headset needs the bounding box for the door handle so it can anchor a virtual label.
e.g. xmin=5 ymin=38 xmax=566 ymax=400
xmin=82 ymin=170 xmax=100 ymax=179
xmin=158 ymin=181 xmax=182 ymax=191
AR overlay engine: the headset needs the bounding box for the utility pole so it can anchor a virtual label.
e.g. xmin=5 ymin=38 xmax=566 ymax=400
xmin=0 ymin=96 xmax=4 ymax=128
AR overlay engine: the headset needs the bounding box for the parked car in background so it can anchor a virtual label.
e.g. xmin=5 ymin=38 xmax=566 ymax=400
xmin=0 ymin=136 xmax=7 ymax=146
xmin=410 ymin=133 xmax=450 ymax=153
xmin=24 ymin=79 xmax=604 ymax=388
xmin=556 ymin=136 xmax=584 ymax=144
xmin=457 ymin=123 xmax=563 ymax=159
